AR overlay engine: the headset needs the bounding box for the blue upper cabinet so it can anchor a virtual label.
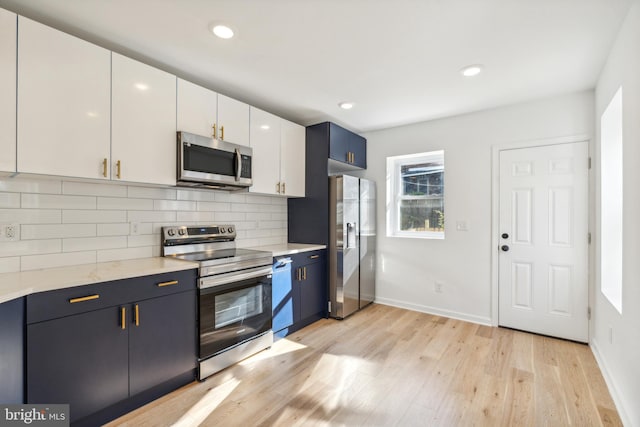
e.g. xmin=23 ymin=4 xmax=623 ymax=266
xmin=328 ymin=122 xmax=367 ymax=169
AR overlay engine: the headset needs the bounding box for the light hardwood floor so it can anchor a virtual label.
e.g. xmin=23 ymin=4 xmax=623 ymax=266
xmin=107 ymin=304 xmax=621 ymax=426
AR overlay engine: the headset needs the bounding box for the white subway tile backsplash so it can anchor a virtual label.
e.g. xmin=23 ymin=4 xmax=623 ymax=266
xmin=0 ymin=257 xmax=20 ymax=274
xmin=63 ymin=210 xmax=127 ymax=224
xmin=97 ymin=223 xmax=130 ymax=236
xmin=97 ymin=246 xmax=152 ymax=263
xmin=176 ymin=211 xmax=214 ymax=222
xmin=153 ymin=200 xmax=197 ymax=211
xmin=127 ymin=186 xmax=177 ymax=200
xmin=21 ymin=224 xmax=96 ymax=240
xmin=176 ymin=189 xmax=215 ymax=201
xmin=197 ymin=201 xmax=231 ymax=212
xmin=128 ymin=210 xmax=177 ymax=223
xmin=0 ymin=192 xmax=21 ymax=208
xmin=0 ymin=177 xmax=288 ymax=272
xmin=63 ymin=236 xmax=127 ymax=252
xmin=0 ymin=239 xmax=61 ymax=257
xmin=97 ymin=197 xmax=153 ymax=211
xmin=21 ymin=251 xmax=97 ymax=271
xmin=63 ymin=181 xmax=127 ymax=197
xmin=0 ymin=209 xmax=62 ymax=224
xmin=0 ymin=178 xmax=62 ymax=194
xmin=22 ymin=194 xmax=96 ymax=210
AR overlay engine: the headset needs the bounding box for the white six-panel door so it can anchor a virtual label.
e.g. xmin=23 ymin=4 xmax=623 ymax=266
xmin=498 ymin=141 xmax=588 ymax=342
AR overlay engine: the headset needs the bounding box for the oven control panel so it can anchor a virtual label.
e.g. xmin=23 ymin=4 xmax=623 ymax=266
xmin=162 ymin=224 xmax=236 ymax=244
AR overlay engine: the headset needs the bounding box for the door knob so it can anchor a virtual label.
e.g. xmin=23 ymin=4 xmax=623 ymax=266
xmin=501 ymin=233 xmax=509 ymax=239
xmin=501 ymin=245 xmax=510 ymax=252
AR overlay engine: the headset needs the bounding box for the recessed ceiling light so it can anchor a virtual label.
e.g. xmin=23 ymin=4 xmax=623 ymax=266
xmin=134 ymin=82 xmax=149 ymax=91
xmin=210 ymin=24 xmax=234 ymax=39
xmin=338 ymin=102 xmax=354 ymax=110
xmin=260 ymin=124 xmax=270 ymax=130
xmin=460 ymin=64 xmax=484 ymax=77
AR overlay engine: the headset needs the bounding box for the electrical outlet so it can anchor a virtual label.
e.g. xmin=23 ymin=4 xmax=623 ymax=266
xmin=456 ymin=220 xmax=468 ymax=231
xmin=0 ymin=223 xmax=19 ymax=241
xmin=434 ymin=281 xmax=443 ymax=293
xmin=130 ymin=222 xmax=141 ymax=236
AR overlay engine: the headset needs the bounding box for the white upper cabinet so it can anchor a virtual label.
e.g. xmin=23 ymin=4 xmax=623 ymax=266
xmin=177 ymin=78 xmax=217 ymax=138
xmin=280 ymin=119 xmax=305 ymax=197
xmin=249 ymin=107 xmax=281 ymax=195
xmin=217 ymin=94 xmax=250 ymax=146
xmin=17 ymin=16 xmax=111 ymax=179
xmin=249 ymin=107 xmax=305 ymax=197
xmin=0 ymin=8 xmax=16 ymax=174
xmin=111 ymin=53 xmax=177 ymax=186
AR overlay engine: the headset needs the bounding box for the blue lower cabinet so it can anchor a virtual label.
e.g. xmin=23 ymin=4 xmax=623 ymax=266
xmin=25 ymin=269 xmax=197 ymax=426
xmin=272 ymin=250 xmax=327 ymax=339
xmin=0 ymin=297 xmax=25 ymax=404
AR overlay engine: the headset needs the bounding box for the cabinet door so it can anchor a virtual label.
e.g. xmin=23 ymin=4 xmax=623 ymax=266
xmin=129 ymin=291 xmax=196 ymax=396
xmin=249 ymin=107 xmax=281 ymax=195
xmin=328 ymin=122 xmax=351 ymax=164
xmin=0 ymin=297 xmax=24 ymax=404
xmin=280 ymin=119 xmax=306 ymax=197
xmin=177 ymin=78 xmax=217 ymax=138
xmin=17 ymin=17 xmax=111 ymax=179
xmin=0 ymin=8 xmax=16 ymax=173
xmin=27 ymin=306 xmax=129 ymax=423
xmin=299 ymin=260 xmax=327 ymax=320
xmin=111 ymin=53 xmax=176 ymax=185
xmin=217 ymin=94 xmax=250 ymax=146
xmin=272 ymin=259 xmax=294 ymax=333
xmin=349 ymin=133 xmax=367 ymax=169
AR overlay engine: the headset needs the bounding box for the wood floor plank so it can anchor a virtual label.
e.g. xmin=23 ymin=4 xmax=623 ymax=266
xmin=106 ymin=304 xmax=621 ymax=427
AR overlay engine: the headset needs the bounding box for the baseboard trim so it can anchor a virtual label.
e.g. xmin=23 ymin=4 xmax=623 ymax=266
xmin=374 ymin=297 xmax=492 ymax=326
xmin=590 ymin=338 xmax=631 ymax=426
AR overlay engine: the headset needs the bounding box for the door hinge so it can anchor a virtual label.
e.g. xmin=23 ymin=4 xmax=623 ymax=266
xmin=588 ymin=232 xmax=592 ymax=244
xmin=588 ymin=157 xmax=592 ymax=169
xmin=327 ymin=301 xmax=331 ymax=313
xmin=587 ymin=307 xmax=591 ymax=320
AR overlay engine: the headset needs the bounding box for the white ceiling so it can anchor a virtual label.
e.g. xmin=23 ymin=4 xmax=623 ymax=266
xmin=0 ymin=0 xmax=633 ymax=132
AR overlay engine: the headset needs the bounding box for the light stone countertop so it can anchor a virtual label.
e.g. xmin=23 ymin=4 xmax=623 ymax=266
xmin=249 ymin=243 xmax=326 ymax=257
xmin=0 ymin=257 xmax=198 ymax=304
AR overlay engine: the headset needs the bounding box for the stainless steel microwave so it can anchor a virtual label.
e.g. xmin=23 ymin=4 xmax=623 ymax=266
xmin=177 ymin=131 xmax=252 ymax=190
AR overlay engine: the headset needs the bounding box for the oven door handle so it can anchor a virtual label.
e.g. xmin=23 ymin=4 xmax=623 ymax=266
xmin=200 ymin=265 xmax=272 ymax=290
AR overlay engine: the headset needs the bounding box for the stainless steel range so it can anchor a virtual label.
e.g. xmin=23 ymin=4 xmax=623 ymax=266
xmin=161 ymin=224 xmax=273 ymax=380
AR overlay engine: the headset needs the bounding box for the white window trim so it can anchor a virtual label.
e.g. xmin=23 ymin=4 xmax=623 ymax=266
xmin=386 ymin=150 xmax=444 ymax=239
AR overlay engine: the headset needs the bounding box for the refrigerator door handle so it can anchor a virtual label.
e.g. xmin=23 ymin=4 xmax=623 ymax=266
xmin=346 ymin=222 xmax=357 ymax=249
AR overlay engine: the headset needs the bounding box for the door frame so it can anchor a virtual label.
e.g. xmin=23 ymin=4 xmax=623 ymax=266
xmin=490 ymin=134 xmax=592 ymax=331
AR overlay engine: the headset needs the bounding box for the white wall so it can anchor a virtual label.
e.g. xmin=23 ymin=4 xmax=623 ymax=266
xmin=593 ymin=2 xmax=640 ymax=425
xmin=0 ymin=177 xmax=287 ymax=274
xmin=356 ymin=91 xmax=594 ymax=325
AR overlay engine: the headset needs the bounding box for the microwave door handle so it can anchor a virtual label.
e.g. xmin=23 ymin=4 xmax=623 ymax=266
xmin=235 ymin=148 xmax=241 ymax=182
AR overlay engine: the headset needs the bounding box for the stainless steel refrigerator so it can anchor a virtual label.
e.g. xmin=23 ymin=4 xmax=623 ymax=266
xmin=329 ymin=175 xmax=376 ymax=319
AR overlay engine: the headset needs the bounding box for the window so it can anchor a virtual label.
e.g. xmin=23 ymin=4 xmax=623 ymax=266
xmin=386 ymin=150 xmax=444 ymax=239
xmin=600 ymin=87 xmax=623 ymax=314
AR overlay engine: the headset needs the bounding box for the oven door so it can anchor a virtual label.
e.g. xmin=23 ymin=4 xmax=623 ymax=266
xmin=178 ymin=131 xmax=252 ymax=188
xmin=199 ymin=266 xmax=272 ymax=359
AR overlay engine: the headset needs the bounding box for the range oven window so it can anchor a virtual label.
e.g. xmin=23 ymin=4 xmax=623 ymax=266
xmin=215 ymin=284 xmax=264 ymax=328
xmin=199 ymin=274 xmax=272 ymax=359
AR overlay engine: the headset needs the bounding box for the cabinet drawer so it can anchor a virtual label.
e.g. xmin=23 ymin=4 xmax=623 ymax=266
xmin=290 ymin=250 xmax=326 ymax=266
xmin=27 ymin=269 xmax=197 ymax=324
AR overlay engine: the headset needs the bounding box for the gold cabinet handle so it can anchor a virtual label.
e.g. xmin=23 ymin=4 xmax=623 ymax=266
xmin=282 ymin=182 xmax=286 ymax=194
xmin=220 ymin=125 xmax=225 ymax=140
xmin=102 ymin=158 xmax=108 ymax=177
xmin=276 ymin=182 xmax=281 ymax=194
xmin=309 ymin=254 xmax=320 ymax=259
xmin=135 ymin=304 xmax=140 ymax=326
xmin=352 ymin=152 xmax=355 ymax=164
xmin=69 ymin=294 xmax=100 ymax=304
xmin=296 ymin=268 xmax=301 ymax=281
xmin=121 ymin=307 xmax=126 ymax=330
xmin=212 ymin=123 xmax=217 ymax=139
xmin=157 ymin=280 xmax=178 ymax=287
xmin=303 ymin=266 xmax=307 ymax=280
xmin=116 ymin=160 xmax=121 ymax=179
